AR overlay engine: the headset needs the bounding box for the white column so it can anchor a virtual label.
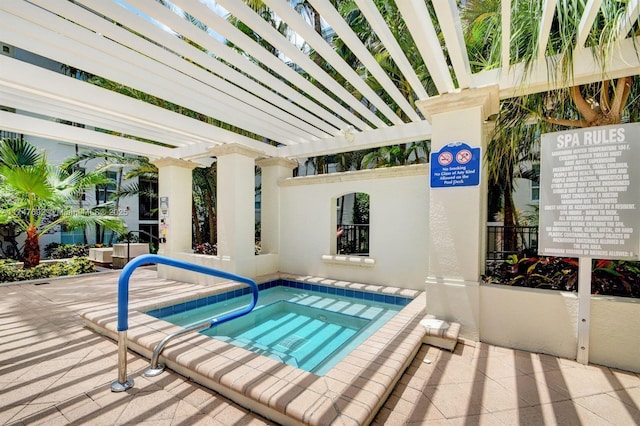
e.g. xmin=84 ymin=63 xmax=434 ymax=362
xmin=256 ymin=157 xmax=298 ymax=254
xmin=417 ymin=86 xmax=499 ymax=340
xmin=209 ymin=144 xmax=260 ymax=273
xmin=152 ymin=158 xmax=197 ymax=256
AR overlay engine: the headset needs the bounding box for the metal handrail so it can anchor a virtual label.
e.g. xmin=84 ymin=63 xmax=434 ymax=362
xmin=110 ymin=254 xmax=258 ymax=392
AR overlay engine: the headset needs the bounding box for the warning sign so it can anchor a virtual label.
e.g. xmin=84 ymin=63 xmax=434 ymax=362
xmin=430 ymin=142 xmax=481 ymax=188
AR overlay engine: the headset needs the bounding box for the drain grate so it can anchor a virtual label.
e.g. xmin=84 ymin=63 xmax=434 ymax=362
xmin=276 ymin=335 xmax=306 ymax=351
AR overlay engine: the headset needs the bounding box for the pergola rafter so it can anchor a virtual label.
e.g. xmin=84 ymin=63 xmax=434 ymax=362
xmin=0 ymin=0 xmax=637 ymax=161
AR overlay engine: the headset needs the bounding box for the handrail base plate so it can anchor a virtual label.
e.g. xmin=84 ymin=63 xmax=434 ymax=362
xmin=111 ymin=378 xmax=134 ymax=392
xmin=144 ymin=365 xmax=165 ymax=377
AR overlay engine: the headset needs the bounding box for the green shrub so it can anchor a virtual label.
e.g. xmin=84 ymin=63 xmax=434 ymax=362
xmin=44 ymin=243 xmax=90 ymax=259
xmin=0 ymin=257 xmax=96 ymax=282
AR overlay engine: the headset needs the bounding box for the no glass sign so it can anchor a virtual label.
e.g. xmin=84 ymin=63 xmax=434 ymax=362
xmin=430 ymin=142 xmax=481 ymax=188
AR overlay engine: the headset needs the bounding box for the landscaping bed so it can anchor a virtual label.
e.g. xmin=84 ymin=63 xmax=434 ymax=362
xmin=0 ymin=257 xmax=96 ymax=283
xmin=483 ymin=254 xmax=640 ymax=298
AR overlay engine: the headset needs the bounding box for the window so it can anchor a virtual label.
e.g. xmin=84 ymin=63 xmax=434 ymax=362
xmin=138 ymin=178 xmax=158 ymax=220
xmin=336 ymin=192 xmax=370 ymax=256
xmin=95 ymin=171 xmax=117 ymax=204
xmin=531 ymin=164 xmax=540 ymax=201
xmin=139 ymin=223 xmax=159 ymax=246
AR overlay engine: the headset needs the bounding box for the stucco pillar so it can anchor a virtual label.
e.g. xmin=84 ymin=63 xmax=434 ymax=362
xmin=416 ymin=86 xmax=499 ymax=340
xmin=256 ymin=157 xmax=298 ymax=254
xmin=209 ymin=144 xmax=260 ymax=274
xmin=152 ymin=158 xmax=198 ymax=256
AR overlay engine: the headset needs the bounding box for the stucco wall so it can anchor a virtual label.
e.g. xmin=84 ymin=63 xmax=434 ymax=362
xmin=480 ymin=284 xmax=579 ymax=359
xmin=278 ymin=164 xmax=429 ymax=290
xmin=590 ymin=296 xmax=640 ymax=373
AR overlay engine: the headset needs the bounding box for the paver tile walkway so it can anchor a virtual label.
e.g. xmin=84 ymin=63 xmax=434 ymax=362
xmin=1 ymin=269 xmax=639 ymax=425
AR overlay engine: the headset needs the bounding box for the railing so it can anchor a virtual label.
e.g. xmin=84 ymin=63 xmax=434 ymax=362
xmin=111 ymin=254 xmax=258 ymax=392
xmin=0 ymin=131 xmax=24 ymax=141
xmin=486 ymin=225 xmax=538 ymax=265
xmin=337 ymin=224 xmax=369 ymax=256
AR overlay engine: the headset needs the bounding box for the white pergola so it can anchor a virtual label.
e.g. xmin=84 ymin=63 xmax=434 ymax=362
xmin=1 ymin=0 xmax=638 ymax=162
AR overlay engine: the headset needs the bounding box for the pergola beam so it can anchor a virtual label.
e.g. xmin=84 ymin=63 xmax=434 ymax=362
xmin=501 ymin=0 xmax=511 ymax=70
xmin=307 ymin=0 xmax=421 ymax=121
xmin=474 ymin=36 xmax=640 ymax=99
xmin=170 ymin=0 xmax=366 ymax=133
xmin=352 ymin=0 xmax=429 ymax=100
xmin=0 ymin=55 xmax=279 ymax=158
xmin=280 ymin=120 xmax=432 ymax=159
xmin=433 ymin=0 xmax=472 ymax=90
xmin=396 ymin=0 xmax=456 ymax=93
xmin=0 ymin=4 xmax=305 ymax=145
xmin=537 ymin=0 xmax=559 ymax=60
xmin=0 ymin=111 xmax=175 ymax=159
xmin=217 ymin=0 xmax=387 ymax=129
xmin=577 ymin=0 xmax=602 ymax=48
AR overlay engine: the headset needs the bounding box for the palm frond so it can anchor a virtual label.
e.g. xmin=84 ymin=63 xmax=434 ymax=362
xmin=0 ymin=138 xmax=43 ymax=166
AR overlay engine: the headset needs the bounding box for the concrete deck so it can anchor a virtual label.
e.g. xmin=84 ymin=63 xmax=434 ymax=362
xmin=1 ymin=269 xmax=640 ymax=425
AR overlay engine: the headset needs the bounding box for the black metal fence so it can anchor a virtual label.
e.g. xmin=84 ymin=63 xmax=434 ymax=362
xmin=337 ymin=224 xmax=369 ymax=256
xmin=486 ymin=225 xmax=538 ymax=264
xmin=0 ymin=131 xmax=24 ymax=141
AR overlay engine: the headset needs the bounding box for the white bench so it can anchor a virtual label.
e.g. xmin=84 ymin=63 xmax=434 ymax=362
xmin=420 ymin=315 xmax=460 ymax=351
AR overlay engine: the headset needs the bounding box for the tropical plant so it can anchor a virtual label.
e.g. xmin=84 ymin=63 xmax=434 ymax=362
xmin=62 ymin=150 xmax=158 ymax=244
xmin=0 ymin=139 xmax=125 ymax=267
xmin=463 ymin=0 xmax=640 ymax=230
xmin=0 ymin=257 xmax=96 ymax=283
xmin=483 ymin=253 xmax=640 ymax=298
xmin=44 ymin=242 xmax=90 ymax=259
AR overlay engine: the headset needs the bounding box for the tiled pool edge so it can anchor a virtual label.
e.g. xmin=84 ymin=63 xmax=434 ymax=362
xmin=81 ymin=275 xmax=427 ymax=425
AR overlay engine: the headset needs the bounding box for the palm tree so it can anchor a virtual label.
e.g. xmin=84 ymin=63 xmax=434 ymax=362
xmin=62 ymin=151 xmax=158 ymax=244
xmin=192 ymin=165 xmax=217 ymax=245
xmin=0 ymin=139 xmax=125 ymax=267
xmin=462 ymin=0 xmax=640 ymax=236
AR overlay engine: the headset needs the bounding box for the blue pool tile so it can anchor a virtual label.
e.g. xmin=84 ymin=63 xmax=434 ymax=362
xmin=327 ymin=286 xmax=336 ymax=295
xmin=186 ymin=300 xmax=197 ymax=311
xmin=147 ymin=309 xmax=159 ymax=317
xmin=318 ymin=285 xmax=327 ymax=293
xmin=336 ymin=288 xmax=345 ymax=296
xmin=373 ymin=294 xmax=385 ymax=303
xmin=303 ymin=283 xmax=312 ymax=291
xmin=345 ymin=289 xmax=354 ymax=298
xmin=197 ymin=298 xmax=207 ymax=307
xmin=173 ymin=304 xmax=186 ymax=314
xmin=207 ymin=295 xmax=218 ymax=305
xmin=363 ymin=292 xmax=374 ymax=301
xmin=311 ymin=284 xmax=319 ymax=292
xmin=160 ymin=306 xmax=174 ymax=317
xmin=384 ymin=295 xmax=394 ymax=304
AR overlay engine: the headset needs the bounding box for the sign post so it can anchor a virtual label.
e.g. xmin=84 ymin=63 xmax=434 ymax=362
xmin=538 ymin=123 xmax=640 ymax=364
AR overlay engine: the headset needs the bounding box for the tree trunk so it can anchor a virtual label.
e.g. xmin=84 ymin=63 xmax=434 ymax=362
xmin=502 ymin=183 xmax=518 ymax=254
xmin=192 ymin=200 xmax=202 ymax=244
xmin=23 ymin=226 xmax=40 ymax=268
xmin=108 ymin=166 xmax=124 ymax=245
xmin=205 ymin=189 xmax=215 ymax=244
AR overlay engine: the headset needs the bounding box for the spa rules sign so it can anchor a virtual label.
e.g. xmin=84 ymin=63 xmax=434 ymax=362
xmin=539 ymin=123 xmax=640 ymax=260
